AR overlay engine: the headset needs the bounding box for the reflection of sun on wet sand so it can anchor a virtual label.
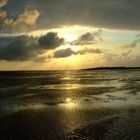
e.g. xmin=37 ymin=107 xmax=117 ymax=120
xmin=0 ymin=106 xmax=139 ymax=140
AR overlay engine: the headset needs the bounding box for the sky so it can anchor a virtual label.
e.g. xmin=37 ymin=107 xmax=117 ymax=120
xmin=0 ymin=0 xmax=140 ymax=70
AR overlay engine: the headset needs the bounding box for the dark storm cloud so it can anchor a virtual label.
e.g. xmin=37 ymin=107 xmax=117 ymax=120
xmin=0 ymin=32 xmax=65 ymax=61
xmin=34 ymin=0 xmax=140 ymax=30
xmin=0 ymin=0 xmax=140 ymax=33
xmin=0 ymin=35 xmax=37 ymax=61
xmin=53 ymin=48 xmax=102 ymax=58
xmin=38 ymin=32 xmax=64 ymax=50
xmin=71 ymin=30 xmax=103 ymax=45
xmin=53 ymin=48 xmax=74 ymax=58
xmin=0 ymin=30 xmax=103 ymax=61
xmin=0 ymin=35 xmax=14 ymax=46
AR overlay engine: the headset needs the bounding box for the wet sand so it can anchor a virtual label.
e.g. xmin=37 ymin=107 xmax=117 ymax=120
xmin=0 ymin=70 xmax=140 ymax=140
xmin=0 ymin=107 xmax=139 ymax=140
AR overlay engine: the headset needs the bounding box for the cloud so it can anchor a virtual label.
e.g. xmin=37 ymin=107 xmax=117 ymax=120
xmin=0 ymin=35 xmax=14 ymax=46
xmin=121 ymin=50 xmax=132 ymax=58
xmin=53 ymin=47 xmax=102 ymax=58
xmin=0 ymin=31 xmax=103 ymax=61
xmin=0 ymin=0 xmax=7 ymax=7
xmin=0 ymin=9 xmax=6 ymax=18
xmin=0 ymin=0 xmax=7 ymax=23
xmin=38 ymin=32 xmax=64 ymax=50
xmin=105 ymin=49 xmax=134 ymax=62
xmin=0 ymin=0 xmax=140 ymax=33
xmin=0 ymin=35 xmax=37 ymax=61
xmin=70 ymin=30 xmax=103 ymax=45
xmin=1 ymin=9 xmax=40 ymax=33
xmin=0 ymin=32 xmax=65 ymax=61
xmin=102 ymin=51 xmax=140 ymax=67
xmin=53 ymin=48 xmax=74 ymax=58
xmin=7 ymin=9 xmax=39 ymax=27
xmin=76 ymin=48 xmax=103 ymax=55
xmin=34 ymin=0 xmax=140 ymax=30
xmin=136 ymin=34 xmax=140 ymax=38
xmin=118 ymin=38 xmax=140 ymax=50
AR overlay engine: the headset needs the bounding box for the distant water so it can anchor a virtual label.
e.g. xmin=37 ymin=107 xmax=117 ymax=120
xmin=0 ymin=70 xmax=140 ymax=140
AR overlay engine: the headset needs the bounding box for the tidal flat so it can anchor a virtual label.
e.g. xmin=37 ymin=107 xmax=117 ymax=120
xmin=0 ymin=69 xmax=140 ymax=140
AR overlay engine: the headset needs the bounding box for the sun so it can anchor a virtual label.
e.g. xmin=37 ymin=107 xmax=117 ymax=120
xmin=65 ymin=34 xmax=77 ymax=42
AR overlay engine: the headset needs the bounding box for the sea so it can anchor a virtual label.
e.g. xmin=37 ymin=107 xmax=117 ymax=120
xmin=0 ymin=69 xmax=140 ymax=140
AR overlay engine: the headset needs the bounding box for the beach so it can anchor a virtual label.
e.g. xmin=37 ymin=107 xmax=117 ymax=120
xmin=0 ymin=69 xmax=140 ymax=140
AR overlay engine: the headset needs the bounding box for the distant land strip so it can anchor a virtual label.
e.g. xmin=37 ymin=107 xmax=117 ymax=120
xmin=82 ymin=67 xmax=140 ymax=70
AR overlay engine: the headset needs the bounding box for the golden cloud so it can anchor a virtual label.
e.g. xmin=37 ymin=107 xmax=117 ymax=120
xmin=5 ymin=9 xmax=40 ymax=28
xmin=0 ymin=9 xmax=7 ymax=18
xmin=0 ymin=0 xmax=8 ymax=7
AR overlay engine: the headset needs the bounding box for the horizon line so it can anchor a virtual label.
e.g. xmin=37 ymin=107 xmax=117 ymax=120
xmin=0 ymin=66 xmax=140 ymax=72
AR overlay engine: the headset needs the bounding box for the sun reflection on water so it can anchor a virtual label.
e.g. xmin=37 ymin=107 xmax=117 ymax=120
xmin=59 ymin=98 xmax=78 ymax=109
